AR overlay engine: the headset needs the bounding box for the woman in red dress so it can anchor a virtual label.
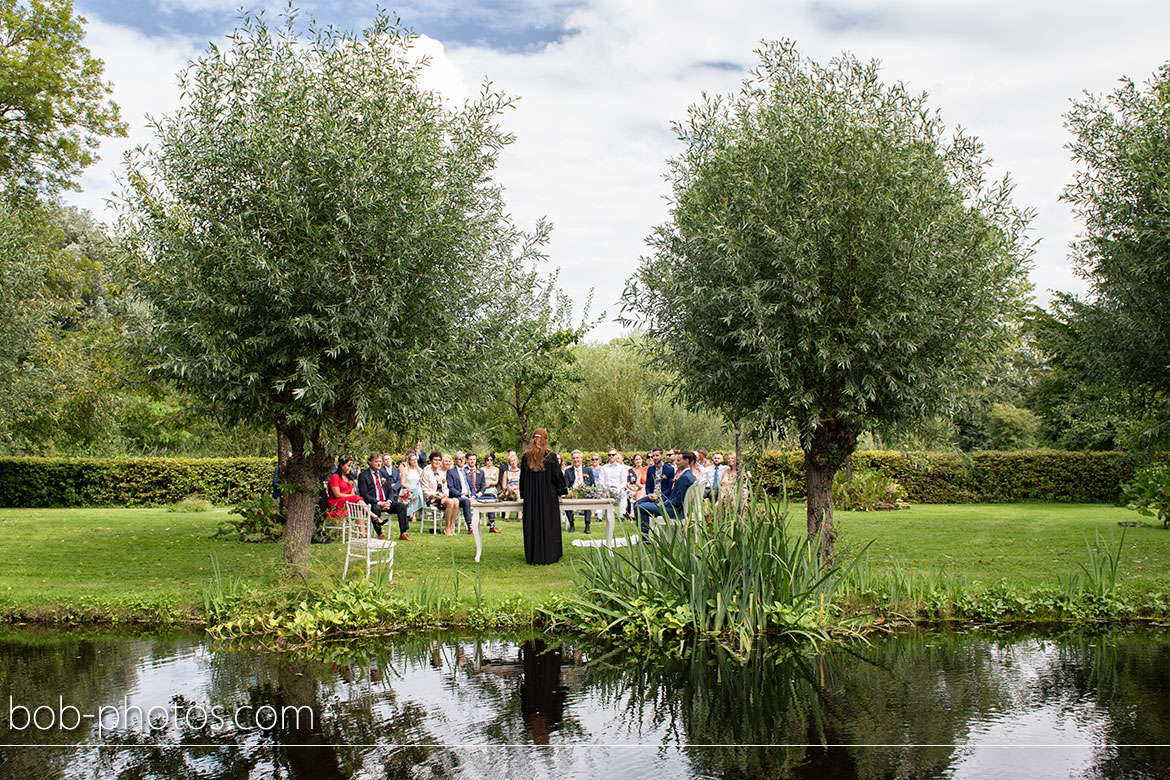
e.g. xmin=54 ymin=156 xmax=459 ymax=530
xmin=327 ymin=456 xmax=365 ymax=519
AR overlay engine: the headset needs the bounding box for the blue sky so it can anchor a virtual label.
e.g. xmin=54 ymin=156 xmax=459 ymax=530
xmin=65 ymin=0 xmax=1170 ymax=340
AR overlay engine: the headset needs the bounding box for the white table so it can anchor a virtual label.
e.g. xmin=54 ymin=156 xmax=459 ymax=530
xmin=467 ymin=498 xmax=621 ymax=562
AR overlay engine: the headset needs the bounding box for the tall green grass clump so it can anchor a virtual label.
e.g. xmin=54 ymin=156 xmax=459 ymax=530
xmin=564 ymin=499 xmax=858 ymax=651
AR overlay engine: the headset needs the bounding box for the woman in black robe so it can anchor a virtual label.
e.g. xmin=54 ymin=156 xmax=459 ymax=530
xmin=519 ymin=428 xmax=567 ymax=565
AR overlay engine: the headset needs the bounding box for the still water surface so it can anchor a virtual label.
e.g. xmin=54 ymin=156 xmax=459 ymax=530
xmin=2 ymin=627 xmax=1169 ymax=779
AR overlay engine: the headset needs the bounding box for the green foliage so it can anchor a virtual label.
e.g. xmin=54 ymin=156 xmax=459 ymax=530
xmin=755 ymin=449 xmax=1141 ymax=503
xmin=831 ymin=468 xmax=909 ymax=511
xmin=216 ymin=491 xmax=284 ymax=542
xmin=1058 ymin=65 xmax=1170 ymax=441
xmin=623 ymin=40 xmax=1033 ymax=444
xmin=566 ymin=499 xmax=857 ymax=651
xmin=0 ymin=456 xmax=273 ymax=506
xmin=0 ymin=0 xmax=126 ymax=195
xmin=986 ymin=403 xmax=1041 ymax=450
xmin=168 ymin=495 xmax=212 ymax=513
xmin=567 ymin=338 xmax=732 ymax=450
xmin=1121 ymin=462 xmax=1170 ymax=527
xmin=122 ymin=10 xmax=543 ymax=573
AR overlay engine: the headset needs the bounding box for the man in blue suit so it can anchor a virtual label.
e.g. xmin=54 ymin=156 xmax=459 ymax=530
xmin=635 ymin=450 xmax=697 ymax=537
xmin=563 ymin=449 xmax=595 ymax=532
xmin=463 ymin=452 xmax=499 ymax=534
xmin=444 ymin=454 xmax=475 ymax=533
xmin=643 ymin=448 xmax=675 ymax=506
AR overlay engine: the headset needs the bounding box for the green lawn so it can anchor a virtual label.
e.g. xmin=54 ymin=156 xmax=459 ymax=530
xmin=1 ymin=502 xmax=1166 ymax=621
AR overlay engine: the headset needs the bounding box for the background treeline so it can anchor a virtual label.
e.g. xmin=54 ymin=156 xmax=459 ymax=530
xmin=0 ymin=450 xmax=1148 ymax=507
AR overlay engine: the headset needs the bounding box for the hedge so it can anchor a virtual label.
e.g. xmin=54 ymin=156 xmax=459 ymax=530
xmin=0 ymin=457 xmax=275 ymax=508
xmin=752 ymin=450 xmax=1140 ymax=504
xmin=0 ymin=450 xmax=1147 ymax=508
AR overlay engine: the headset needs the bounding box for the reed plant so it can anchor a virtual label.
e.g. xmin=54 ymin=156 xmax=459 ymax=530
xmin=567 ymin=497 xmax=857 ymax=651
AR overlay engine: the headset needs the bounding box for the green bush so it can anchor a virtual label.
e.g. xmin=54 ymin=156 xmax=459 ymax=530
xmin=987 ymin=404 xmax=1041 ymax=450
xmin=0 ymin=457 xmax=275 ymax=507
xmin=168 ymin=495 xmax=213 ymax=512
xmin=831 ymin=469 xmax=909 ymax=511
xmin=754 ymin=450 xmax=1144 ymax=504
xmin=217 ymin=492 xmax=284 ymax=542
xmin=1121 ymin=463 xmax=1170 ymax=528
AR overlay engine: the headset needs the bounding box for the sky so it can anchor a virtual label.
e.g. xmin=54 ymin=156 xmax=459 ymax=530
xmin=65 ymin=0 xmax=1170 ymax=341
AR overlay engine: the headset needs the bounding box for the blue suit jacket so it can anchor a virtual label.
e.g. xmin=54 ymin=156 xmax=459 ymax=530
xmin=663 ymin=468 xmax=696 ymax=518
xmin=563 ymin=465 xmax=594 ymax=489
xmin=645 ymin=463 xmax=675 ymax=497
xmin=446 ymin=466 xmax=472 ymax=498
xmin=462 ymin=466 xmax=486 ymax=497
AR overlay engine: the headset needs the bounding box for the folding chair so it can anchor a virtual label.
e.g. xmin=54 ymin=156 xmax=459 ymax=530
xmin=343 ymin=501 xmax=396 ymax=580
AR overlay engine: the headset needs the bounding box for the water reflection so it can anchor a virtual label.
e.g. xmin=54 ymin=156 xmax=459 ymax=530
xmin=1 ymin=628 xmax=1169 ymax=779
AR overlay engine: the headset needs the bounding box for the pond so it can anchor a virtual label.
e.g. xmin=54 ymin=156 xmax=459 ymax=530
xmin=2 ymin=627 xmax=1169 ymax=779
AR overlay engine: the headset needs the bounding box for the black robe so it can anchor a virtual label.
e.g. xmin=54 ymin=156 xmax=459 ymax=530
xmin=519 ymin=451 xmax=566 ymax=565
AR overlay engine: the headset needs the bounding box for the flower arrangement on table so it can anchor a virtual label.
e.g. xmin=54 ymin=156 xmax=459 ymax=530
xmin=568 ymin=484 xmax=620 ymax=501
xmin=499 ymin=484 xmax=520 ymax=502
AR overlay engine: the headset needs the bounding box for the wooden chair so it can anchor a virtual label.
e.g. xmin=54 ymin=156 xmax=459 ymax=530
xmin=343 ymin=501 xmax=396 ymax=580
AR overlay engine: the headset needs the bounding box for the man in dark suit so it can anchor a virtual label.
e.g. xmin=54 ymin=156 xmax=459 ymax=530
xmin=563 ymin=449 xmax=595 ymax=533
xmin=636 ymin=450 xmax=697 ymax=537
xmin=464 ymin=452 xmax=500 ymax=534
xmin=643 ymin=448 xmax=675 ymax=506
xmin=444 ymin=454 xmax=475 ymax=534
xmin=358 ymin=452 xmax=411 ymax=540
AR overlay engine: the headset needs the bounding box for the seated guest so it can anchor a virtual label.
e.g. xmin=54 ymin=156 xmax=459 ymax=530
xmin=597 ymin=448 xmax=631 ymax=518
xmin=444 ymin=453 xmax=475 ymax=534
xmin=635 ymin=450 xmax=698 ymax=537
xmin=358 ymin=452 xmax=411 ymax=540
xmin=326 ymin=456 xmax=365 ymax=520
xmin=643 ymin=448 xmax=675 ymax=506
xmin=400 ymin=449 xmax=426 ymax=517
xmin=422 ymin=451 xmax=460 ymax=535
xmin=563 ymin=449 xmax=594 ymax=533
xmin=718 ymin=452 xmax=749 ymax=507
xmin=481 ymin=452 xmax=501 ymax=521
xmin=589 ymin=452 xmax=603 ymax=482
xmin=499 ymin=450 xmax=521 ymax=520
xmin=630 ymin=453 xmax=648 ymax=504
xmin=706 ymin=452 xmax=725 ymax=500
xmin=463 ymin=451 xmax=499 ymax=534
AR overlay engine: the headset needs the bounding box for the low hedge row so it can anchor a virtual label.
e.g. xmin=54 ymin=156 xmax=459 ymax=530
xmin=753 ymin=450 xmax=1139 ymax=504
xmin=0 ymin=450 xmax=1146 ymax=508
xmin=0 ymin=457 xmax=275 ymax=507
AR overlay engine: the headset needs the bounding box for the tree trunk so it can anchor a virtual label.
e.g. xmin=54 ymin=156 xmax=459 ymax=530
xmin=277 ymin=428 xmax=290 ymax=517
xmin=805 ymin=416 xmax=858 ymax=562
xmin=279 ymin=422 xmax=335 ymax=579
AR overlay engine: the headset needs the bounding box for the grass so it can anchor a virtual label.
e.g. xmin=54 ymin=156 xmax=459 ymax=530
xmin=2 ymin=502 xmax=1168 ymax=624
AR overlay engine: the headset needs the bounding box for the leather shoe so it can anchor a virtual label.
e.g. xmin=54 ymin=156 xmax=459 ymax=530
xmin=467 ymin=528 xmax=474 ymax=535
xmin=489 ymin=527 xmax=501 ymax=534
xmin=398 ymin=533 xmax=412 ymax=541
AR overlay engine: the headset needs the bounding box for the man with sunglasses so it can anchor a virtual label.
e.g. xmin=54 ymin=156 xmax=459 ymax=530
xmin=597 ymin=448 xmax=632 ymax=518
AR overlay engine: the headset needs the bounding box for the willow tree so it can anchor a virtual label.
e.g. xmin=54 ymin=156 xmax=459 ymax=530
xmin=623 ymin=42 xmax=1033 ymax=559
xmin=124 ymin=12 xmax=540 ymax=576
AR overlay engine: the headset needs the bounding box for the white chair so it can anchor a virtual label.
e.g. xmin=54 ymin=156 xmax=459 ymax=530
xmin=417 ymin=504 xmax=442 ymax=534
xmin=343 ymin=501 xmax=396 ymax=580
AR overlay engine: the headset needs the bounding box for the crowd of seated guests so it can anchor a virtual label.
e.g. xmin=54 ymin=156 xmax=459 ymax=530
xmin=324 ymin=444 xmax=747 ymax=540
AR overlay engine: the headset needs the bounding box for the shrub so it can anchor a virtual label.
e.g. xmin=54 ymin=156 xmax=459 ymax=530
xmin=168 ymin=495 xmax=213 ymax=512
xmin=987 ymin=404 xmax=1041 ymax=450
xmin=753 ymin=450 xmax=1142 ymax=503
xmin=1121 ymin=463 xmax=1170 ymax=528
xmin=217 ymin=492 xmax=284 ymax=542
xmin=0 ymin=457 xmax=275 ymax=507
xmin=831 ymin=469 xmax=909 ymax=511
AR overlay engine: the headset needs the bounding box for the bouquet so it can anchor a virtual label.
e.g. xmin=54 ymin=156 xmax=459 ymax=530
xmin=568 ymin=484 xmax=619 ymax=501
xmin=499 ymin=485 xmax=520 ymax=501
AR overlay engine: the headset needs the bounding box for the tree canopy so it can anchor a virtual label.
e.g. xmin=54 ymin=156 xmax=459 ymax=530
xmin=623 ymin=41 xmax=1034 ymax=557
xmin=124 ymin=11 xmax=543 ymax=574
xmin=1058 ymin=64 xmax=1170 ymax=447
xmin=0 ymin=0 xmax=124 ymax=195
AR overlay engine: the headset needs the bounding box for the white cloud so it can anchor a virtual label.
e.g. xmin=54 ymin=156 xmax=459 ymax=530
xmin=65 ymin=0 xmax=1170 ymax=341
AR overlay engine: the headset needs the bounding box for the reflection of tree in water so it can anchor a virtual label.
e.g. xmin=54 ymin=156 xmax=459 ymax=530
xmin=582 ymin=633 xmax=1023 ymax=780
xmin=0 ymin=629 xmax=158 ymax=780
